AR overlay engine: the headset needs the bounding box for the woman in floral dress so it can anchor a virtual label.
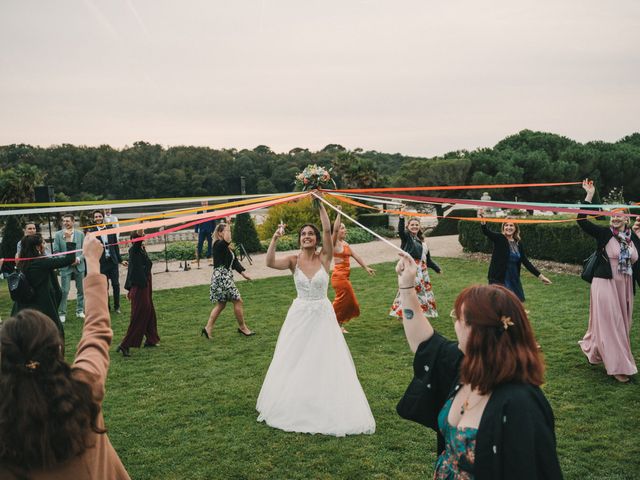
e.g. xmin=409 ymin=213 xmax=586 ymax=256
xmin=390 ymin=213 xmax=440 ymax=320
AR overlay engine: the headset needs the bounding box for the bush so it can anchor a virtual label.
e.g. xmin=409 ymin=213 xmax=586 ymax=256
xmin=232 ymin=213 xmax=262 ymax=253
xmin=428 ymin=209 xmax=477 ymax=237
xmin=345 ymin=228 xmax=373 ymax=244
xmin=258 ymin=196 xmax=357 ymax=241
xmin=458 ymin=219 xmax=602 ymax=264
xmin=1 ymin=216 xmax=23 ymax=274
xmin=357 ymin=213 xmax=388 ymax=229
xmin=260 ymin=234 xmax=300 ymax=252
xmin=370 ymin=226 xmax=398 ymax=238
xmin=145 ymin=241 xmax=196 ymax=262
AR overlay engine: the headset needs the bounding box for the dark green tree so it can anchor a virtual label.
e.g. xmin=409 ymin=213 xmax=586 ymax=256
xmin=232 ymin=213 xmax=262 ymax=253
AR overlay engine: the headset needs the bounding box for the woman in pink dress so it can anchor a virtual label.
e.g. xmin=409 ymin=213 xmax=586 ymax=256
xmin=578 ymin=180 xmax=640 ymax=383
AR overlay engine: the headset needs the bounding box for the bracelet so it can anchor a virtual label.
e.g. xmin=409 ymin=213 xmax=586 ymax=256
xmin=399 ymin=285 xmax=414 ymax=289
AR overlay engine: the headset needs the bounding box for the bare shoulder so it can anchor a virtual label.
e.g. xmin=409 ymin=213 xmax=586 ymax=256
xmin=288 ymin=254 xmax=299 ymax=271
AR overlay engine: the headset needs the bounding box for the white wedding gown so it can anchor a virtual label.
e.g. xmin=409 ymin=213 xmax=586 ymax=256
xmin=256 ymin=266 xmax=376 ymax=436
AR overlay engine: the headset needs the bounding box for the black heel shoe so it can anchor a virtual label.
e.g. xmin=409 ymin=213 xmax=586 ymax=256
xmin=116 ymin=345 xmax=131 ymax=357
xmin=201 ymin=328 xmax=210 ymax=339
xmin=237 ymin=328 xmax=255 ymax=337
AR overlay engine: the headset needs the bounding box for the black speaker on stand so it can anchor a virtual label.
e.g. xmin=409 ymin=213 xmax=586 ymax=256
xmin=34 ymin=186 xmax=55 ymax=252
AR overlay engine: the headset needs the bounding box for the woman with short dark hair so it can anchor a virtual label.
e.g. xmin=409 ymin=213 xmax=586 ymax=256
xmin=0 ymin=236 xmax=130 ymax=479
xmin=395 ymin=253 xmax=562 ymax=479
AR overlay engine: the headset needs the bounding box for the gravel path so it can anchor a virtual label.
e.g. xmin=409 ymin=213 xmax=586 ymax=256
xmin=67 ymin=235 xmax=463 ymax=298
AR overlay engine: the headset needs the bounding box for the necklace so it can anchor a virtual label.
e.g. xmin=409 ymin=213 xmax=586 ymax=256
xmin=459 ymin=388 xmax=485 ymax=416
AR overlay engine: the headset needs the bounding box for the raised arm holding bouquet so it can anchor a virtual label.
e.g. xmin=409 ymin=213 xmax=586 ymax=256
xmin=258 ymin=194 xmax=375 ymax=436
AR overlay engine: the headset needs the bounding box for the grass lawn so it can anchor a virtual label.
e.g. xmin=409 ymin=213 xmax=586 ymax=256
xmin=1 ymin=257 xmax=638 ymax=479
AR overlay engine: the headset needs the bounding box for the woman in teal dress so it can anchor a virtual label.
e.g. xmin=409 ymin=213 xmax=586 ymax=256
xmin=394 ymin=254 xmax=562 ymax=479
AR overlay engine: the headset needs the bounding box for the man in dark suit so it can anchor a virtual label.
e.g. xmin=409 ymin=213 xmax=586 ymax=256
xmin=88 ymin=210 xmax=126 ymax=313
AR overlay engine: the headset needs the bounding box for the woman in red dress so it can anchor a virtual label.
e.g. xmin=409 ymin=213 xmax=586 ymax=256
xmin=331 ymin=209 xmax=375 ymax=333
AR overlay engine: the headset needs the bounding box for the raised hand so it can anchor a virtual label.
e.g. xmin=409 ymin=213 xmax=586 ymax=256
xmin=582 ymin=179 xmax=595 ymax=195
xmin=83 ymin=235 xmax=104 ymax=274
xmin=396 ymin=253 xmax=417 ymax=289
xmin=478 ymin=208 xmax=486 ymax=225
xmin=274 ymin=221 xmax=286 ymax=238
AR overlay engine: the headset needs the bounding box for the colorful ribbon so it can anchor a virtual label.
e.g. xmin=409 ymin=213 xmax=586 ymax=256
xmin=326 ymin=181 xmax=582 ymax=194
xmin=2 ymin=192 xmax=310 ymax=263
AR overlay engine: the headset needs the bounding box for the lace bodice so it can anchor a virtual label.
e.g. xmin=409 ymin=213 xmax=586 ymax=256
xmin=294 ymin=266 xmax=329 ymax=301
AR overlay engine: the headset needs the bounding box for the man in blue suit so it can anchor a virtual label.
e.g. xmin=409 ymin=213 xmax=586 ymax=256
xmin=195 ymin=200 xmax=216 ymax=264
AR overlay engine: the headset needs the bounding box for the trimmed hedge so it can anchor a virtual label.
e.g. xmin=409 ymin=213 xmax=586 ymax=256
xmin=428 ymin=209 xmax=477 ymax=237
xmin=458 ymin=219 xmax=603 ymax=264
xmin=357 ymin=213 xmax=389 ymax=229
xmin=145 ymin=241 xmax=197 ymax=262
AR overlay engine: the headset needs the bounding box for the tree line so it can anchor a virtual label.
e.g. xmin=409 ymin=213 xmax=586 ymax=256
xmin=1 ymin=129 xmax=639 ymax=206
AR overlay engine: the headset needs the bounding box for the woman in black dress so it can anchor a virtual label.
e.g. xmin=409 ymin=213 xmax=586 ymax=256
xmin=116 ymin=231 xmax=160 ymax=357
xmin=202 ymin=221 xmax=254 ymax=339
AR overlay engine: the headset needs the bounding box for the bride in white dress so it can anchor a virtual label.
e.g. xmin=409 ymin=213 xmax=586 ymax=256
xmin=257 ymin=199 xmax=376 ymax=436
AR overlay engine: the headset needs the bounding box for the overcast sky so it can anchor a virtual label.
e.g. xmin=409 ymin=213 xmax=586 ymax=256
xmin=0 ymin=0 xmax=638 ymax=157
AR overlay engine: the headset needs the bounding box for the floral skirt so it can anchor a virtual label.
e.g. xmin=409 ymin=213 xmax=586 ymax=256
xmin=389 ymin=258 xmax=438 ymax=319
xmin=210 ymin=266 xmax=241 ymax=303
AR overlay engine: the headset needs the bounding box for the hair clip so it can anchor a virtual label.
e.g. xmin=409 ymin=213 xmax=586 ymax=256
xmin=25 ymin=360 xmax=40 ymax=371
xmin=500 ymin=315 xmax=514 ymax=331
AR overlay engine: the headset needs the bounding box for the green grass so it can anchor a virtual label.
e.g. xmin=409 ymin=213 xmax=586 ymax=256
xmin=1 ymin=258 xmax=638 ymax=479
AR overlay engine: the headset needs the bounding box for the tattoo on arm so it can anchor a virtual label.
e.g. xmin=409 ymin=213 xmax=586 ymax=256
xmin=403 ymin=309 xmax=415 ymax=320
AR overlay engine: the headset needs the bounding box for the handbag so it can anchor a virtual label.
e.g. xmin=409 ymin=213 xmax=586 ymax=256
xmin=581 ymin=247 xmax=611 ymax=283
xmin=7 ymin=271 xmax=35 ymax=302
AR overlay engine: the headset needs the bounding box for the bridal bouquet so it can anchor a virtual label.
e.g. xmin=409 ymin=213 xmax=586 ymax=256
xmin=294 ymin=164 xmax=336 ymax=191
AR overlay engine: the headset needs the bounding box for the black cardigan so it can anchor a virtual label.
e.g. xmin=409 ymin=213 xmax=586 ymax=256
xmin=212 ymin=240 xmax=245 ymax=273
xmin=11 ymin=242 xmax=76 ymax=338
xmin=398 ymin=217 xmax=441 ymax=273
xmin=397 ymin=333 xmax=563 ymax=480
xmin=125 ymin=242 xmax=152 ymax=290
xmin=481 ymin=224 xmax=540 ymax=284
xmin=577 ymin=208 xmax=640 ymax=290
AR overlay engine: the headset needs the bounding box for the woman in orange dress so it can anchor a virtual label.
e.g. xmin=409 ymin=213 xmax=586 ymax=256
xmin=331 ymin=209 xmax=375 ymax=333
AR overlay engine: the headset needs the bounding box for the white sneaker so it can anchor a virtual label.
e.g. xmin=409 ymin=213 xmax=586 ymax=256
xmin=60 ymin=315 xmax=66 ymax=323
xmin=77 ymin=312 xmax=85 ymax=319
